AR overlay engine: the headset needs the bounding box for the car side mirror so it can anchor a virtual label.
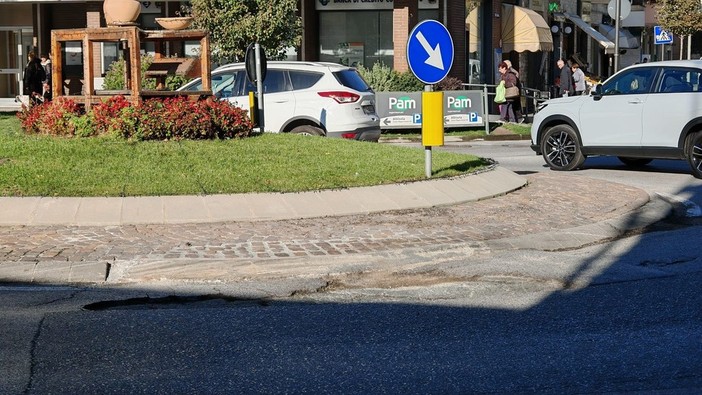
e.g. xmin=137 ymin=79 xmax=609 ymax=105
xmin=592 ymin=83 xmax=603 ymax=100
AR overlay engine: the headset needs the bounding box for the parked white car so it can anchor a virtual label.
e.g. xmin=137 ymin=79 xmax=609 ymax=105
xmin=178 ymin=61 xmax=381 ymax=142
xmin=531 ymin=60 xmax=702 ymax=178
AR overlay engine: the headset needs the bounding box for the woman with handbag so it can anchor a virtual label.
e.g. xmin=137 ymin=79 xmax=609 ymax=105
xmin=498 ymin=61 xmax=519 ymax=122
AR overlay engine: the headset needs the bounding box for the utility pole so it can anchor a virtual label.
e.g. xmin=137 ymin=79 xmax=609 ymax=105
xmin=614 ymin=0 xmax=621 ymax=72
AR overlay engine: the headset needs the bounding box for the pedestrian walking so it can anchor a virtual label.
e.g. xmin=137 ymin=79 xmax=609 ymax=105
xmin=556 ymin=59 xmax=573 ymax=97
xmin=504 ymin=60 xmax=524 ymax=123
xmin=572 ymin=62 xmax=586 ymax=96
xmin=22 ymin=51 xmax=45 ymax=106
xmin=497 ymin=61 xmax=518 ymax=122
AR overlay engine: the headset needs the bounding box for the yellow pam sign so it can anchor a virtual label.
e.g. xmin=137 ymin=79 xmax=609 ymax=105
xmin=421 ymin=91 xmax=444 ymax=147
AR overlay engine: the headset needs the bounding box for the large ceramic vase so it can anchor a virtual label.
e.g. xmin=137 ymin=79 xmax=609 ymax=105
xmin=103 ymin=0 xmax=141 ymax=26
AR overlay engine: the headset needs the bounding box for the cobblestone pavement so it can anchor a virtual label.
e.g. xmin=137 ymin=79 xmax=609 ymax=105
xmin=0 ymin=173 xmax=648 ymax=264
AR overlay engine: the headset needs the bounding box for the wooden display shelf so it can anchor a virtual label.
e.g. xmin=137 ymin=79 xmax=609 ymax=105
xmin=50 ymin=26 xmax=212 ymax=109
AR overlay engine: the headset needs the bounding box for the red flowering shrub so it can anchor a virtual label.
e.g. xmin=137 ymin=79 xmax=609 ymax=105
xmin=16 ymin=98 xmax=82 ymax=136
xmin=16 ymin=104 xmax=42 ymax=134
xmin=16 ymin=95 xmax=253 ymax=141
xmin=205 ymin=97 xmax=254 ymax=139
xmin=159 ymin=96 xmax=215 ymax=140
xmin=89 ymin=95 xmax=132 ymax=136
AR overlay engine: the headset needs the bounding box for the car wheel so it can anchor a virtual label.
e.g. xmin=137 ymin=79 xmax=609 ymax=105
xmin=686 ymin=131 xmax=702 ymax=179
xmin=617 ymin=157 xmax=653 ymax=167
xmin=290 ymin=125 xmax=325 ymax=137
xmin=540 ymin=124 xmax=585 ymax=171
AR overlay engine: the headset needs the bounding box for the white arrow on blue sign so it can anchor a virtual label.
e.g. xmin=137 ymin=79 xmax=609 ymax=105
xmin=407 ymin=20 xmax=454 ymax=85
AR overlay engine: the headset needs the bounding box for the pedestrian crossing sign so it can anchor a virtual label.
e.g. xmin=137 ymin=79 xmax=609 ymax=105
xmin=654 ymin=26 xmax=673 ymax=45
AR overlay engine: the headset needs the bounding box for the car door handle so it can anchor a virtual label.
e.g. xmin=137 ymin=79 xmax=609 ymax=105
xmin=627 ymin=99 xmax=644 ymax=104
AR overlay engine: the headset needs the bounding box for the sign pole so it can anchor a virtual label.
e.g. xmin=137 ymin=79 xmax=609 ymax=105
xmin=406 ymin=20 xmax=454 ymax=179
xmin=424 ymin=84 xmax=433 ymax=178
xmin=255 ymin=43 xmax=265 ymax=132
xmin=614 ymin=0 xmax=621 ymax=72
xmin=483 ymin=84 xmax=490 ymax=135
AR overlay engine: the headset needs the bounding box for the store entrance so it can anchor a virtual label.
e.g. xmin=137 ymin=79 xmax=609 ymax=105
xmin=0 ymin=28 xmax=33 ymax=100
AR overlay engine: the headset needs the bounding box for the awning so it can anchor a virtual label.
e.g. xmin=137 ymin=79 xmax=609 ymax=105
xmin=598 ymin=24 xmax=640 ymax=49
xmin=466 ymin=5 xmax=553 ymax=53
xmin=501 ymin=5 xmax=553 ymax=52
xmin=563 ymin=13 xmax=616 ymax=54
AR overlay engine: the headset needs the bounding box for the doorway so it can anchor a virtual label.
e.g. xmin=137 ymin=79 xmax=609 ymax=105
xmin=0 ymin=28 xmax=33 ymax=99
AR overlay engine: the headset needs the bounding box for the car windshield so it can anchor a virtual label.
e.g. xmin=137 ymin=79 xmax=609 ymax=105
xmin=332 ymin=69 xmax=373 ymax=92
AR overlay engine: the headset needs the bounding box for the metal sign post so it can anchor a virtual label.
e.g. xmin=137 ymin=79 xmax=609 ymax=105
xmin=608 ymin=0 xmax=631 ymax=73
xmin=245 ymin=43 xmax=267 ymax=131
xmin=654 ymin=26 xmax=674 ymax=61
xmin=406 ymin=20 xmax=454 ymax=178
xmin=255 ymin=43 xmax=265 ymax=131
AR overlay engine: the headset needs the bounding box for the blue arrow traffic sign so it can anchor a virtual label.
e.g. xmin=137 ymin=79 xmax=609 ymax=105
xmin=407 ymin=20 xmax=454 ymax=85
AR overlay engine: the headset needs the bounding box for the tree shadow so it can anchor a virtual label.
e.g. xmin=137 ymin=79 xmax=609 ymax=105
xmin=3 ymin=185 xmax=702 ymax=394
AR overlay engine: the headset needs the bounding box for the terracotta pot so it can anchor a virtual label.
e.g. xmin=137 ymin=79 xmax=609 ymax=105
xmin=155 ymin=17 xmax=194 ymax=30
xmin=103 ymin=0 xmax=141 ymax=26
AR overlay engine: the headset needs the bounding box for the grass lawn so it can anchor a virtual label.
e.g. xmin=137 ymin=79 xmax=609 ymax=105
xmin=0 ymin=114 xmax=489 ymax=197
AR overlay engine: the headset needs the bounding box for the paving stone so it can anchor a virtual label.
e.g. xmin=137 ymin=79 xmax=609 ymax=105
xmin=0 ymin=174 xmax=648 ymax=275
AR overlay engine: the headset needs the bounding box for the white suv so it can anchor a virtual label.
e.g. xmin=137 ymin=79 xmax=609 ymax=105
xmin=530 ymin=60 xmax=702 ymax=178
xmin=179 ymin=61 xmax=381 ymax=142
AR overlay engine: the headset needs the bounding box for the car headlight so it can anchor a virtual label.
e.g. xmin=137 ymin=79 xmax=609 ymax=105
xmin=537 ymin=103 xmax=548 ymax=112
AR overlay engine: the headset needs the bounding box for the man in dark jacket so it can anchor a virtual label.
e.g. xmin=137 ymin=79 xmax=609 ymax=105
xmin=23 ymin=51 xmax=45 ymax=106
xmin=557 ymin=59 xmax=573 ymax=97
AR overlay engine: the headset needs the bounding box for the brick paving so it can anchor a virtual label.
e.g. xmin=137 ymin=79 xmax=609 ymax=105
xmin=0 ymin=173 xmax=648 ymax=264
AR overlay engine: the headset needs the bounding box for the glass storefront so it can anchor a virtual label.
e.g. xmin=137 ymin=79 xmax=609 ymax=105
xmin=0 ymin=28 xmax=33 ymax=99
xmin=466 ymin=0 xmax=482 ymax=84
xmin=317 ymin=4 xmax=438 ymax=69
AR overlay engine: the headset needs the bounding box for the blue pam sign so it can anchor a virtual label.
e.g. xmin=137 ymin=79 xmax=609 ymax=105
xmin=407 ymin=20 xmax=454 ymax=84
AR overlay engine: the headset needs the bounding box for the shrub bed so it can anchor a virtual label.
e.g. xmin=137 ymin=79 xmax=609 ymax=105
xmin=17 ymin=96 xmax=254 ymax=140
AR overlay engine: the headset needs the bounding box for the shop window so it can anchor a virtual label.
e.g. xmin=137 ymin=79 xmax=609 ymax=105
xmin=466 ymin=0 xmax=483 ymax=84
xmin=319 ymin=10 xmax=437 ymax=69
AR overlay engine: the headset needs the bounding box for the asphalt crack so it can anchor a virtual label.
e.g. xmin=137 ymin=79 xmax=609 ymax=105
xmin=23 ymin=316 xmax=46 ymax=395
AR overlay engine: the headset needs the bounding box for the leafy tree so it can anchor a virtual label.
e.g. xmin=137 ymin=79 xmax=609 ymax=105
xmin=657 ymin=0 xmax=702 ymax=59
xmin=190 ymin=0 xmax=302 ymax=64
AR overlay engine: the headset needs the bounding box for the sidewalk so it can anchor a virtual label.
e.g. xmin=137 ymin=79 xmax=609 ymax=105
xmin=0 ymin=166 xmax=525 ymax=226
xmin=0 ymin=167 xmax=673 ymax=286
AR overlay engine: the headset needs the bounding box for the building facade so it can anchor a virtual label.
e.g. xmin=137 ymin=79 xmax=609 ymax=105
xmin=0 ymin=0 xmax=681 ymax=108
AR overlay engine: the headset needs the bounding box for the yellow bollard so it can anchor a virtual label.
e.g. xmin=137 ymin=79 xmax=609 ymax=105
xmin=422 ymin=91 xmax=444 ymax=147
xmin=248 ymin=91 xmax=257 ymax=127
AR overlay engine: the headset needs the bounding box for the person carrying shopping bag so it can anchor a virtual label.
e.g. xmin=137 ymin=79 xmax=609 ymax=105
xmin=497 ymin=61 xmax=518 ymax=122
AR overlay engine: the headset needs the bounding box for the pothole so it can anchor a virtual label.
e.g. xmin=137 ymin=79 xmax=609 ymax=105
xmin=83 ymin=294 xmax=272 ymax=310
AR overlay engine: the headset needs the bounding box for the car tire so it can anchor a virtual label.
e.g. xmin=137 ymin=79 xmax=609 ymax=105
xmin=686 ymin=131 xmax=702 ymax=179
xmin=540 ymin=124 xmax=585 ymax=171
xmin=290 ymin=125 xmax=325 ymax=137
xmin=617 ymin=157 xmax=653 ymax=167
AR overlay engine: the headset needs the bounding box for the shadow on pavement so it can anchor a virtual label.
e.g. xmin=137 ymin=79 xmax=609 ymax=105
xmin=2 ymin=178 xmax=702 ymax=394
